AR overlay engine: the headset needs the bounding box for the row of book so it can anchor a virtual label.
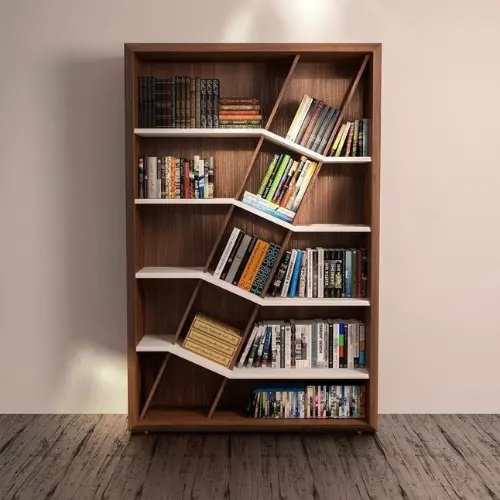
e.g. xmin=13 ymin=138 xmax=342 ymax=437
xmin=269 ymin=247 xmax=368 ymax=299
xmin=241 ymin=154 xmax=317 ymax=223
xmin=328 ymin=119 xmax=369 ymax=157
xmin=237 ymin=320 xmax=366 ymax=370
xmin=182 ymin=314 xmax=242 ymax=368
xmin=218 ymin=98 xmax=262 ymax=129
xmin=246 ymin=385 xmax=366 ymax=419
xmin=138 ymin=156 xmax=215 ymax=199
xmin=213 ymin=228 xmax=281 ymax=296
xmin=138 ymin=76 xmax=219 ymax=128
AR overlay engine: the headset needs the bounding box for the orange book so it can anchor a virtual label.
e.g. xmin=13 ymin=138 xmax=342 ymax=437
xmin=238 ymin=241 xmax=270 ymax=291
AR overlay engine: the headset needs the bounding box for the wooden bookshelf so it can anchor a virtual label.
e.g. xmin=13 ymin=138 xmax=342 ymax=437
xmin=125 ymin=43 xmax=381 ymax=432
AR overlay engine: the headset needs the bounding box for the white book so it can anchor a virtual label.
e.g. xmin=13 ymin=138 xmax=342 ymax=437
xmin=306 ymin=248 xmax=313 ymax=298
xmin=156 ymin=158 xmax=162 ymax=198
xmin=246 ymin=324 xmax=263 ymax=368
xmin=288 ymin=96 xmax=313 ymax=142
xmin=317 ymin=248 xmax=324 ymax=298
xmin=255 ymin=325 xmax=267 ymax=367
xmin=355 ymin=322 xmax=360 ymax=365
xmin=298 ymin=251 xmax=308 ymax=298
xmin=306 ymin=325 xmax=312 ymax=368
xmin=284 ymin=324 xmax=291 ymax=368
xmin=347 ymin=322 xmax=355 ymax=369
xmin=317 ymin=321 xmax=326 ymax=367
xmin=285 ymin=94 xmax=308 ymax=140
xmin=147 ymin=156 xmax=158 ymax=199
xmin=197 ymin=157 xmax=205 ymax=197
xmin=271 ymin=325 xmax=277 ymax=368
xmin=280 ymin=249 xmax=297 ymax=297
xmin=213 ymin=228 xmax=241 ymax=279
xmin=237 ymin=324 xmax=259 ymax=368
xmin=291 ymin=161 xmax=317 ymax=212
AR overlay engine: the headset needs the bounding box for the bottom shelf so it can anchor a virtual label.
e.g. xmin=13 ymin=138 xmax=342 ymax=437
xmin=132 ymin=408 xmax=373 ymax=432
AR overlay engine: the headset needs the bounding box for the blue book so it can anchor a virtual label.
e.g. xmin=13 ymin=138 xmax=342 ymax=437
xmin=241 ymin=197 xmax=293 ymax=223
xmin=344 ymin=250 xmax=352 ymax=298
xmin=288 ymin=250 xmax=303 ymax=297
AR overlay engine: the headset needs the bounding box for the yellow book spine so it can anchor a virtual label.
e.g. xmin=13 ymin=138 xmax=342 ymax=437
xmin=190 ymin=322 xmax=241 ymax=347
xmin=186 ymin=329 xmax=237 ymax=357
xmin=194 ymin=313 xmax=240 ymax=336
xmin=238 ymin=241 xmax=270 ymax=291
xmin=183 ymin=339 xmax=232 ymax=367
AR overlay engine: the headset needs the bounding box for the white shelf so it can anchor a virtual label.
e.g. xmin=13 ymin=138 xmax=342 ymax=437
xmin=137 ymin=335 xmax=369 ymax=380
xmin=135 ymin=198 xmax=234 ymax=205
xmin=136 ymin=267 xmax=370 ymax=307
xmin=134 ymin=128 xmax=371 ymax=164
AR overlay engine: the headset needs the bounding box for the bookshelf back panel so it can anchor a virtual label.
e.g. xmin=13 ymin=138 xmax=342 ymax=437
xmin=268 ymin=60 xmax=366 ymax=139
xmin=288 ymin=233 xmax=368 ymax=251
xmin=138 ymin=60 xmax=295 ymax=128
xmin=294 ymin=165 xmax=368 ymax=225
xmin=138 ymin=137 xmax=258 ymax=198
xmin=142 ymin=280 xmax=197 ymax=337
xmin=141 ymin=205 xmax=227 ymax=267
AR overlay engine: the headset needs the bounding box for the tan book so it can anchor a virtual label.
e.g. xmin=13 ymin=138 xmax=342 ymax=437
xmin=192 ymin=314 xmax=240 ymax=339
xmin=183 ymin=339 xmax=232 ymax=367
xmin=187 ymin=329 xmax=237 ymax=357
xmin=190 ymin=321 xmax=240 ymax=347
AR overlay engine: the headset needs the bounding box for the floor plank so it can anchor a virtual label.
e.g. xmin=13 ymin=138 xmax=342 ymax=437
xmin=0 ymin=415 xmax=36 ymax=456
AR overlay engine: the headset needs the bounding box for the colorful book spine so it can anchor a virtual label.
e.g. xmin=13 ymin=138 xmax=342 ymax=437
xmin=200 ymin=79 xmax=207 ymax=128
xmin=280 ymin=249 xmax=297 ymax=297
xmin=250 ymin=243 xmax=280 ymax=296
xmin=272 ymin=157 xmax=295 ymax=203
xmin=214 ymin=228 xmax=241 ymax=279
xmin=238 ymin=240 xmax=270 ymax=291
xmin=257 ymin=153 xmax=281 ymax=196
xmin=290 ymin=161 xmax=317 ymax=212
xmin=288 ymin=250 xmax=303 ymax=298
xmin=232 ymin=235 xmax=258 ymax=286
xmin=266 ymin=155 xmax=291 ymax=201
xmin=299 ymin=101 xmax=324 ymax=147
xmin=206 ymin=79 xmax=213 ymax=128
xmin=268 ymin=251 xmax=291 ymax=297
xmin=138 ymin=157 xmax=144 ymax=198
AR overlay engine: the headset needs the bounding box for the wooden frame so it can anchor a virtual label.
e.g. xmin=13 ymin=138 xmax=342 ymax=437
xmin=125 ymin=43 xmax=381 ymax=432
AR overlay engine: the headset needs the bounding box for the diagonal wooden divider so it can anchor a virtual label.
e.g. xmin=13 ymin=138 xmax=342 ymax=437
xmin=139 ymin=55 xmax=300 ymax=420
xmin=206 ymin=54 xmax=371 ymax=418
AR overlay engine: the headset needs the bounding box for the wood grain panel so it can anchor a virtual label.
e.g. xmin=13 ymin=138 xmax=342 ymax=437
xmin=138 ymin=137 xmax=258 ymax=198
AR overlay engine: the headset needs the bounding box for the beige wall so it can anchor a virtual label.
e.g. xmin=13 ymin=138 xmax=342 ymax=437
xmin=1 ymin=0 xmax=499 ymax=413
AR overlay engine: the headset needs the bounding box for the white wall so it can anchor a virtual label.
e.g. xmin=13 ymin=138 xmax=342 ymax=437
xmin=1 ymin=0 xmax=499 ymax=414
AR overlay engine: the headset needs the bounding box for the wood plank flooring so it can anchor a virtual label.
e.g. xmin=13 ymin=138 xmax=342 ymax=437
xmin=0 ymin=415 xmax=499 ymax=500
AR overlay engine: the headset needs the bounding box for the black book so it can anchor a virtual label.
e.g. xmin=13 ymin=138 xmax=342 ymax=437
xmin=185 ymin=77 xmax=191 ymax=128
xmin=175 ymin=77 xmax=181 ymax=128
xmin=295 ymin=98 xmax=318 ymax=144
xmin=220 ymin=231 xmax=246 ymax=281
xmin=169 ymin=77 xmax=176 ymax=128
xmin=262 ymin=154 xmax=284 ymax=199
xmin=361 ymin=248 xmax=368 ymax=298
xmin=232 ymin=235 xmax=258 ymax=285
xmin=250 ymin=243 xmax=280 ymax=296
xmin=138 ymin=77 xmax=144 ymax=127
xmin=138 ymin=157 xmax=144 ymax=198
xmin=179 ymin=157 xmax=184 ymax=198
xmin=142 ymin=156 xmax=148 ymax=198
xmin=268 ymin=251 xmax=291 ymax=297
xmin=357 ymin=119 xmax=364 ymax=157
xmin=180 ymin=77 xmax=186 ymax=128
xmin=272 ymin=156 xmax=294 ymax=203
xmin=312 ymin=250 xmax=318 ymax=298
xmin=206 ymin=79 xmax=213 ymax=128
xmin=145 ymin=77 xmax=151 ymax=127
xmin=317 ymin=109 xmax=339 ymax=154
xmin=342 ymin=250 xmax=347 ymax=298
xmin=155 ymin=78 xmax=167 ymax=128
xmin=200 ymin=79 xmax=207 ymax=128
xmin=165 ymin=78 xmax=172 ymax=128
xmin=149 ymin=77 xmax=156 ymax=128
xmin=305 ymin=104 xmax=329 ymax=150
xmin=311 ymin=106 xmax=335 ymax=152
xmin=323 ymin=249 xmax=331 ymax=298
xmin=334 ymin=250 xmax=343 ymax=298
xmin=212 ymin=79 xmax=220 ymax=128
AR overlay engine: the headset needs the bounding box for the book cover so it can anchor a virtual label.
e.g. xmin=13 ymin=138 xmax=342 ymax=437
xmin=220 ymin=230 xmax=245 ymax=281
xmin=200 ymin=79 xmax=207 ymax=128
xmin=232 ymin=235 xmax=258 ymax=285
xmin=225 ymin=234 xmax=252 ymax=284
xmin=250 ymin=243 xmax=280 ymax=296
xmin=212 ymin=79 xmax=220 ymax=128
xmin=288 ymin=250 xmax=303 ymax=298
xmin=238 ymin=240 xmax=270 ymax=291
xmin=206 ymin=79 xmax=213 ymax=128
xmin=183 ymin=339 xmax=232 ymax=367
xmin=268 ymin=251 xmax=291 ymax=297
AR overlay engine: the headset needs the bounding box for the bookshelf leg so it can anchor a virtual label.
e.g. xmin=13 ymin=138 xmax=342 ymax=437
xmin=140 ymin=353 xmax=171 ymax=419
xmin=208 ymin=379 xmax=227 ymax=418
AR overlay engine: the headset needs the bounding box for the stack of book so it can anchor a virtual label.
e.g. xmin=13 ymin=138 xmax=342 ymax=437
xmin=328 ymin=119 xmax=369 ymax=157
xmin=241 ymin=154 xmax=318 ymax=222
xmin=138 ymin=76 xmax=220 ymax=128
xmin=269 ymin=247 xmax=368 ymax=299
xmin=245 ymin=385 xmax=366 ymax=419
xmin=213 ymin=228 xmax=281 ymax=296
xmin=182 ymin=313 xmax=241 ymax=367
xmin=237 ymin=319 xmax=365 ymax=370
xmin=219 ymin=98 xmax=262 ymax=128
xmin=138 ymin=155 xmax=214 ymax=199
xmin=285 ymin=95 xmax=340 ymax=153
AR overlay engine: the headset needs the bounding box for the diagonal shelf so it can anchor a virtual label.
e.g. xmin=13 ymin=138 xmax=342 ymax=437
xmin=135 ymin=267 xmax=370 ymax=306
xmin=134 ymin=128 xmax=371 ymax=164
xmin=137 ymin=335 xmax=370 ymax=380
xmin=135 ymin=198 xmax=234 ymax=205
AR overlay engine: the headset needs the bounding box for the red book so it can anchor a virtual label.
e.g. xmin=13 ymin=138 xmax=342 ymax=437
xmin=299 ymin=101 xmax=324 ymax=147
xmin=183 ymin=160 xmax=190 ymax=198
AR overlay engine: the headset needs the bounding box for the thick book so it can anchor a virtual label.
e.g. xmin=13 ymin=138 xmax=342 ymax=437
xmin=285 ymin=94 xmax=310 ymax=141
xmin=250 ymin=243 xmax=280 ymax=296
xmin=269 ymin=251 xmax=291 ymax=297
xmin=288 ymin=250 xmax=303 ymax=298
xmin=190 ymin=77 xmax=195 ymax=128
xmin=214 ymin=228 xmax=242 ymax=279
xmin=200 ymin=79 xmax=207 ymax=128
xmin=290 ymin=161 xmax=318 ymax=212
xmin=147 ymin=156 xmax=158 ymax=199
xmin=225 ymin=234 xmax=252 ymax=283
xmin=344 ymin=122 xmax=355 ymax=156
xmin=232 ymin=235 xmax=258 ymax=285
xmin=212 ymin=79 xmax=220 ymax=128
xmin=206 ymin=79 xmax=213 ymax=128
xmin=238 ymin=240 xmax=270 ymax=291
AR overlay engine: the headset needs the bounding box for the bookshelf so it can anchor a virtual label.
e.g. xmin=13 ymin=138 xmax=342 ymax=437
xmin=125 ymin=43 xmax=381 ymax=432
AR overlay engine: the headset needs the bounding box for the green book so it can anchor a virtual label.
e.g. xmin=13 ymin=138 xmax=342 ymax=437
xmin=257 ymin=153 xmax=280 ymax=196
xmin=266 ymin=154 xmax=291 ymax=201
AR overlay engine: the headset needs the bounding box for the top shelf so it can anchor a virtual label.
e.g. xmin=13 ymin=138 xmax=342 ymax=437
xmin=134 ymin=128 xmax=371 ymax=164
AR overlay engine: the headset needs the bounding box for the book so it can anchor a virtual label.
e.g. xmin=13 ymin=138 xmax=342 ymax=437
xmin=242 ymin=192 xmax=295 ymax=222
xmin=290 ymin=161 xmax=317 ymax=212
xmin=138 ymin=157 xmax=144 ymax=198
xmin=219 ymin=104 xmax=260 ymax=111
xmin=299 ymin=101 xmax=324 ymax=147
xmin=214 ymin=228 xmax=242 ymax=279
xmin=257 ymin=153 xmax=281 ymax=196
xmin=272 ymin=158 xmax=295 ymax=203
xmin=280 ymin=249 xmax=297 ymax=297
xmin=285 ymin=94 xmax=310 ymax=141
xmin=206 ymin=79 xmax=213 ymax=128
xmin=250 ymin=243 xmax=280 ymax=296
xmin=225 ymin=234 xmax=252 ymax=283
xmin=266 ymin=155 xmax=291 ymax=201
xmin=305 ymin=104 xmax=329 ymax=150
xmin=288 ymin=250 xmax=303 ymax=298
xmin=190 ymin=77 xmax=196 ymax=128
xmin=268 ymin=251 xmax=291 ymax=296
xmin=200 ymin=79 xmax=207 ymax=128
xmin=232 ymin=235 xmax=258 ymax=286
xmin=212 ymin=79 xmax=220 ymax=128
xmin=185 ymin=77 xmax=191 ymax=128
xmin=238 ymin=240 xmax=270 ymax=291
xmin=195 ymin=78 xmax=201 ymax=128
xmin=295 ymin=98 xmax=318 ymax=144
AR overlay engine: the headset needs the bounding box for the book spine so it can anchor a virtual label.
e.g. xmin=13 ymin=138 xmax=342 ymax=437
xmin=352 ymin=120 xmax=359 ymax=157
xmin=274 ymin=325 xmax=280 ymax=368
xmin=184 ymin=77 xmax=191 ymax=128
xmin=272 ymin=157 xmax=294 ymax=203
xmin=299 ymin=101 xmax=324 ymax=147
xmin=354 ymin=322 xmax=360 ymax=368
xmin=284 ymin=325 xmax=291 ymax=368
xmin=277 ymin=160 xmax=299 ymax=206
xmin=207 ymin=157 xmax=214 ymax=198
xmin=154 ymin=79 xmax=162 ymax=128
xmin=266 ymin=155 xmax=291 ymax=201
xmin=290 ymin=323 xmax=296 ymax=369
xmin=247 ymin=325 xmax=263 ymax=367
xmin=280 ymin=249 xmax=297 ymax=297
xmin=183 ymin=160 xmax=190 ymax=198
xmin=312 ymin=249 xmax=318 ymax=298
xmin=317 ymin=248 xmax=324 ymax=298
xmin=286 ymin=159 xmax=310 ymax=210
xmin=363 ymin=119 xmax=369 ymax=156
xmin=348 ymin=324 xmax=354 ymax=368
xmin=290 ymin=161 xmax=318 ymax=212
xmin=261 ymin=326 xmax=272 ymax=367
xmin=257 ymin=153 xmax=281 ymax=196
xmin=198 ymin=157 xmax=205 ymax=198
xmin=200 ymin=79 xmax=207 ymax=128
xmin=269 ymin=251 xmax=291 ymax=297
xmin=225 ymin=234 xmax=252 ymax=283
xmin=212 ymin=79 xmax=220 ymax=128
xmin=280 ymin=325 xmax=286 ymax=368
xmin=359 ymin=323 xmax=365 ymax=367
xmin=335 ymin=122 xmax=351 ymax=157
xmin=174 ymin=77 xmax=181 ymax=128
xmin=298 ymin=250 xmax=307 ymax=298
xmin=138 ymin=77 xmax=143 ymax=127
xmin=344 ymin=122 xmax=355 ymax=156
xmin=138 ymin=157 xmax=144 ymax=198
xmin=179 ymin=157 xmax=184 ymax=197
xmin=328 ymin=321 xmax=334 ymax=368
xmin=352 ymin=249 xmax=358 ymax=298
xmin=147 ymin=156 xmax=157 ymax=199
xmin=195 ymin=78 xmax=201 ymax=128
xmin=181 ymin=76 xmax=187 ymax=128
xmin=219 ymin=104 xmax=260 ymax=111
xmin=214 ymin=228 xmax=242 ymax=279
xmin=310 ymin=107 xmax=334 ymax=152
xmin=189 ymin=78 xmax=195 ymax=128
xmin=232 ymin=235 xmax=258 ymax=285
xmin=239 ymin=241 xmax=269 ymax=291
xmin=306 ymin=248 xmax=313 ymax=298
xmin=295 ymin=98 xmax=318 ymax=145
xmin=238 ymin=324 xmax=259 ymax=367
xmin=255 ymin=328 xmax=267 ymax=367
xmin=290 ymin=96 xmax=314 ymax=143
xmin=219 ymin=120 xmax=261 ymax=125
xmin=160 ymin=157 xmax=166 ymax=198
xmin=288 ymin=250 xmax=303 ymax=298
xmin=285 ymin=94 xmax=309 ymax=141
xmin=169 ymin=157 xmax=176 ymax=198
xmin=206 ymin=79 xmax=213 ymax=128
xmin=305 ymin=104 xmax=329 ymax=150
xmin=330 ymin=123 xmax=345 ymax=155
xmin=318 ymin=109 xmax=339 ymax=154
xmin=183 ymin=339 xmax=232 ymax=367
xmin=241 ymin=197 xmax=294 ymax=223
xmin=250 ymin=243 xmax=280 ymax=296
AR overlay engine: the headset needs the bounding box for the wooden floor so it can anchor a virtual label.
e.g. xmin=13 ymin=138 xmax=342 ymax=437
xmin=0 ymin=415 xmax=499 ymax=499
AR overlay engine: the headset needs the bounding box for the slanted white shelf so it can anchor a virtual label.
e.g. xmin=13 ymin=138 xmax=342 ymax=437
xmin=137 ymin=335 xmax=370 ymax=380
xmin=134 ymin=128 xmax=372 ymax=164
xmin=135 ymin=267 xmax=370 ymax=307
